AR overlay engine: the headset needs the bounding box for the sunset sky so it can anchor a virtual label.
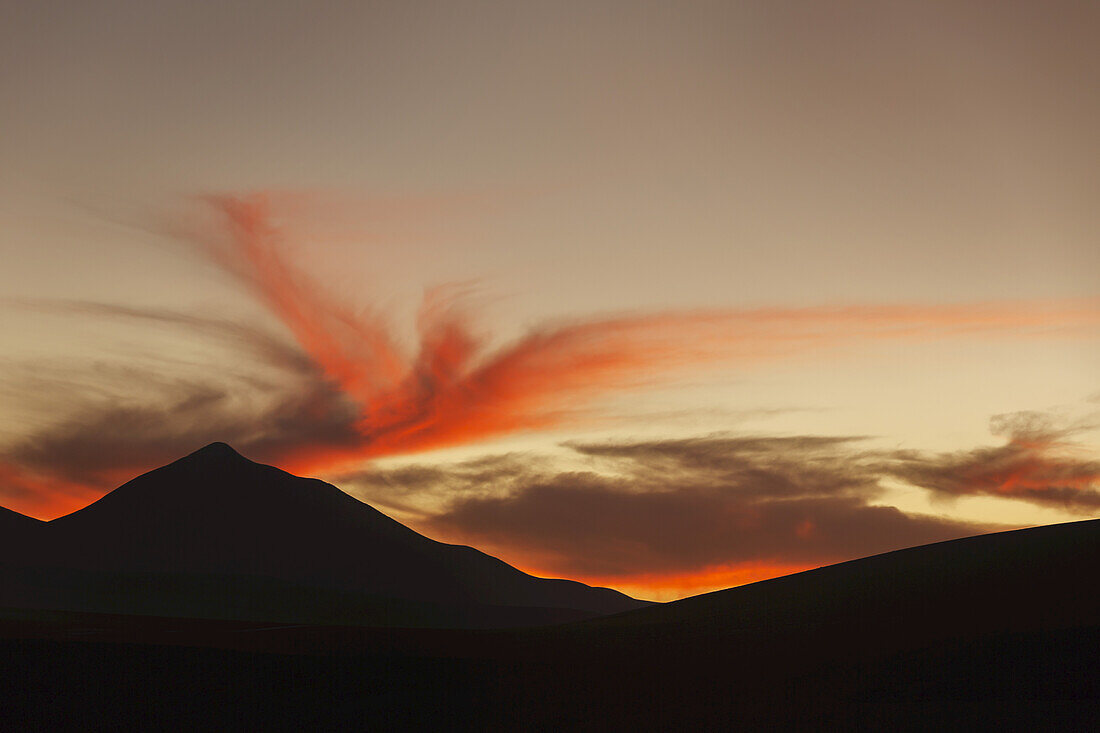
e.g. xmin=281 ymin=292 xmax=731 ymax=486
xmin=2 ymin=1 xmax=1098 ymax=599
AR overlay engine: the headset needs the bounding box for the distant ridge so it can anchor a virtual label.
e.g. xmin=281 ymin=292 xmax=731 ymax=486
xmin=1 ymin=443 xmax=647 ymax=628
xmin=575 ymin=514 xmax=1100 ymax=646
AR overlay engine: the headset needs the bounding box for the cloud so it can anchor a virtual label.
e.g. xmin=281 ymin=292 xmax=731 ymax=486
xmin=3 ymin=192 xmax=1099 ymax=521
xmin=2 ymin=298 xmax=318 ymax=378
xmin=4 ymin=365 xmax=359 ymax=488
xmin=882 ymin=410 xmax=1100 ymax=511
xmin=0 ymin=459 xmax=102 ymax=519
xmin=0 ymin=304 xmax=361 ymax=517
xmin=342 ymin=436 xmax=999 ymax=598
xmin=345 ymin=413 xmax=1100 ymax=597
xmin=186 ymin=194 xmax=1100 ymax=474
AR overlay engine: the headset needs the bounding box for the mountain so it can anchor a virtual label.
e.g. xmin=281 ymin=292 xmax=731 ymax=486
xmin=0 ymin=443 xmax=646 ymax=627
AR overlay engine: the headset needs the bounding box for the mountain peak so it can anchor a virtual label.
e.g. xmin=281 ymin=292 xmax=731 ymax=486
xmin=30 ymin=440 xmax=646 ymax=625
xmin=187 ymin=442 xmax=247 ymax=462
xmin=166 ymin=441 xmax=258 ymax=474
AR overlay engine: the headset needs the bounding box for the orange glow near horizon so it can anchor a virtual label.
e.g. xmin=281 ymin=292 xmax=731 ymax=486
xmin=0 ymin=461 xmax=106 ymax=521
xmin=514 ymin=560 xmax=825 ymax=602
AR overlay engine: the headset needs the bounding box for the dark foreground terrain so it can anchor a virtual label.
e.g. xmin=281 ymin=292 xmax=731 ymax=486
xmin=6 ymin=517 xmax=1100 ymax=731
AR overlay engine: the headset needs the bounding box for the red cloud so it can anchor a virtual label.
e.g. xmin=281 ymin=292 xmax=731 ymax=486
xmin=886 ymin=412 xmax=1100 ymax=510
xmin=201 ymin=194 xmax=1100 ymax=475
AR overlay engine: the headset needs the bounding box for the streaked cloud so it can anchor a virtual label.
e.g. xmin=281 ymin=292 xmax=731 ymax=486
xmin=344 ymin=434 xmax=1000 ymax=599
xmin=180 ymin=194 xmax=1100 ymax=474
xmin=2 ymin=194 xmax=1098 ymax=522
xmin=343 ymin=412 xmax=1100 ymax=599
xmin=883 ymin=410 xmax=1100 ymax=511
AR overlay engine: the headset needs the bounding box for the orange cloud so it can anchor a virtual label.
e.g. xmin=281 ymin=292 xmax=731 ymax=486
xmin=4 ymin=193 xmax=1097 ymax=521
xmin=200 ymin=194 xmax=1100 ymax=475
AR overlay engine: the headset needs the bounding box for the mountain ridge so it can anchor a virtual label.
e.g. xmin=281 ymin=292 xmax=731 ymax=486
xmin=1 ymin=442 xmax=647 ymax=627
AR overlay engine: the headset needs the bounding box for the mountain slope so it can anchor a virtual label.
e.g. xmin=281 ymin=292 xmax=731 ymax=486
xmin=4 ymin=443 xmax=645 ymax=626
xmin=0 ymin=504 xmax=43 ymax=532
xmin=0 ymin=505 xmax=43 ymax=556
xmin=494 ymin=515 xmax=1100 ymax=728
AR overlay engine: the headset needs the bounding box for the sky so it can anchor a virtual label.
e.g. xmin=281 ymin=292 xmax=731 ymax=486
xmin=1 ymin=0 xmax=1098 ymax=600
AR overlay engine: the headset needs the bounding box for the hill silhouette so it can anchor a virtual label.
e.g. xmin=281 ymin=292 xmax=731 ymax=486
xmin=580 ymin=514 xmax=1100 ymax=637
xmin=0 ymin=442 xmax=645 ymax=627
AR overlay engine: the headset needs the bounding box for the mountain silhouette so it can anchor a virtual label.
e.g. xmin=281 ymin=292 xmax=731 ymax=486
xmin=5 ymin=511 xmax=1100 ymax=730
xmin=1 ymin=443 xmax=645 ymax=627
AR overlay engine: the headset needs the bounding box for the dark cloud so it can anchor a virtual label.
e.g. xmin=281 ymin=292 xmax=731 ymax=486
xmin=3 ymin=299 xmax=316 ymax=377
xmin=434 ymin=479 xmax=984 ymax=579
xmin=0 ymin=301 xmax=361 ymax=497
xmin=570 ymin=435 xmax=876 ymax=500
xmin=349 ymin=436 xmax=998 ymax=581
xmin=4 ymin=368 xmax=360 ymax=487
xmin=350 ymin=413 xmax=1100 ymax=583
xmin=382 ymin=414 xmax=1098 ymax=582
xmin=881 ymin=410 xmax=1100 ymax=511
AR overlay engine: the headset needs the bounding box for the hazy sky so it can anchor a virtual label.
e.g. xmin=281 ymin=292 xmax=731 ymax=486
xmin=2 ymin=1 xmax=1098 ymax=599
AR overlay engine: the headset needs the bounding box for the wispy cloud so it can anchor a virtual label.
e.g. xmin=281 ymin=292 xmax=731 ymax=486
xmin=0 ymin=303 xmax=359 ymax=517
xmin=883 ymin=410 xmax=1100 ymax=511
xmin=184 ymin=194 xmax=1100 ymax=473
xmin=2 ymin=192 xmax=1098 ymax=522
